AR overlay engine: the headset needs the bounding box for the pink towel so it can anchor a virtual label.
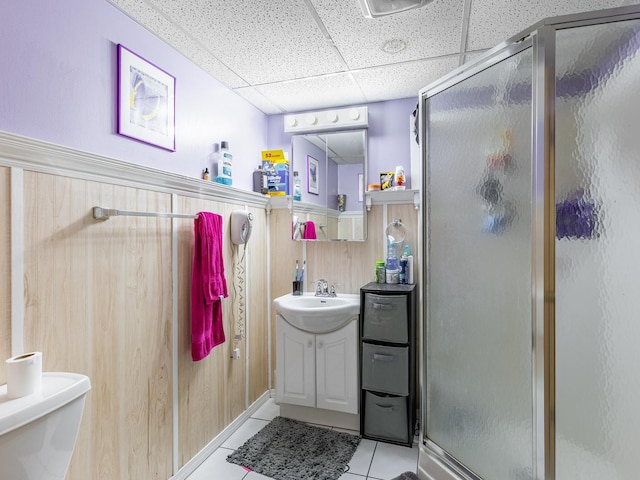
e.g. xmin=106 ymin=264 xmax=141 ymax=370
xmin=304 ymin=221 xmax=317 ymax=239
xmin=191 ymin=212 xmax=228 ymax=361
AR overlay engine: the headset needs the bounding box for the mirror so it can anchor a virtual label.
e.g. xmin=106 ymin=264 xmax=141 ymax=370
xmin=291 ymin=129 xmax=367 ymax=241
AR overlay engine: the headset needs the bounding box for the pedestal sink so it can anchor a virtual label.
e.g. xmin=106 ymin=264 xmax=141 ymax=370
xmin=273 ymin=293 xmax=360 ymax=333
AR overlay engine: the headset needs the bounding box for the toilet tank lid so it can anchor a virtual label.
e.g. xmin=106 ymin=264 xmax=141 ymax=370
xmin=0 ymin=372 xmax=91 ymax=436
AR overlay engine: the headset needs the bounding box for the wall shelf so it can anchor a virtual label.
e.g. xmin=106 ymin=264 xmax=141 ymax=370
xmin=364 ymin=189 xmax=420 ymax=211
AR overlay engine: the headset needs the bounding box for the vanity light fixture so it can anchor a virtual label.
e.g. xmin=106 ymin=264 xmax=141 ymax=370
xmin=357 ymin=0 xmax=433 ymax=18
xmin=326 ymin=110 xmax=339 ymax=123
xmin=284 ymin=106 xmax=368 ymax=133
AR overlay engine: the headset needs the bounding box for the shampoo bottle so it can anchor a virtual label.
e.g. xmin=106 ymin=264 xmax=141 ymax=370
xmin=215 ymin=141 xmax=233 ymax=186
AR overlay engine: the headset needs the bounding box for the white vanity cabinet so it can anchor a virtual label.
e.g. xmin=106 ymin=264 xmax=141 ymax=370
xmin=276 ymin=314 xmax=358 ymax=414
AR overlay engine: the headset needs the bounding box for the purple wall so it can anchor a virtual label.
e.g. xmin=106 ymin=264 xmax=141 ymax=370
xmin=267 ymin=98 xmax=419 ymax=190
xmin=1 ymin=0 xmax=268 ymax=191
xmin=2 ymin=1 xmax=418 ymax=194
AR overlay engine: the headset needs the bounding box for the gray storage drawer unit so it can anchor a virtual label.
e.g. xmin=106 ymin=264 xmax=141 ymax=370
xmin=364 ymin=391 xmax=410 ymax=444
xmin=362 ymin=293 xmax=409 ymax=343
xmin=359 ymin=282 xmax=416 ymax=447
xmin=361 ymin=343 xmax=409 ymax=395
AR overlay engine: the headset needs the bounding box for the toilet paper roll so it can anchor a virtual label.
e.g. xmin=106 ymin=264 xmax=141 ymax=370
xmin=5 ymin=352 xmax=42 ymax=399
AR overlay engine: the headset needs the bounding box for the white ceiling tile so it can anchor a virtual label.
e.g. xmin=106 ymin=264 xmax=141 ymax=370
xmin=109 ymin=0 xmax=639 ymax=114
xmin=148 ymin=0 xmax=347 ymax=84
xmin=254 ymin=74 xmax=368 ymax=113
xmin=467 ymin=0 xmax=628 ymax=51
xmin=311 ymin=0 xmax=464 ymax=68
xmin=233 ymin=87 xmax=284 ymax=115
xmin=352 ymin=57 xmax=460 ymax=102
xmin=108 ymin=0 xmax=247 ymax=88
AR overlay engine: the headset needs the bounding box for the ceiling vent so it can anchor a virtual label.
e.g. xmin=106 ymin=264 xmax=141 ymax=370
xmin=358 ymin=0 xmax=433 ymax=18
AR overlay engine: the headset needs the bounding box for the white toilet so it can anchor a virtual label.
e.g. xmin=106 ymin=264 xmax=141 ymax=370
xmin=0 ymin=372 xmax=91 ymax=480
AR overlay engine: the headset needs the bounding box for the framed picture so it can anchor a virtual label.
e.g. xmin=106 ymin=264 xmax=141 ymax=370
xmin=307 ymin=155 xmax=319 ymax=195
xmin=117 ymin=44 xmax=176 ymax=151
xmin=358 ymin=173 xmax=364 ymax=202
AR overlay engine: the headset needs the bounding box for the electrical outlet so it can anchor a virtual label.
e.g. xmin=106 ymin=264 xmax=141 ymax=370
xmin=231 ymin=348 xmax=240 ymax=359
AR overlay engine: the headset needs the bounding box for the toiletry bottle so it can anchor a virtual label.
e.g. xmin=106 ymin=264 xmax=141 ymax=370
xmin=215 ymin=141 xmax=233 ymax=186
xmin=375 ymin=261 xmax=386 ymax=283
xmin=253 ymin=165 xmax=268 ymax=194
xmin=399 ymin=249 xmax=408 ymax=284
xmin=395 ymin=166 xmax=405 ymax=190
xmin=293 ymin=171 xmax=302 ymax=201
xmin=404 ymin=245 xmax=414 ymax=284
xmin=203 ymin=168 xmax=210 ymax=181
xmin=385 ymin=240 xmax=400 ymax=284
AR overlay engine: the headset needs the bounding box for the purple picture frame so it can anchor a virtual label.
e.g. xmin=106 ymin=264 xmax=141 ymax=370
xmin=117 ymin=44 xmax=176 ymax=151
xmin=307 ymin=155 xmax=319 ymax=195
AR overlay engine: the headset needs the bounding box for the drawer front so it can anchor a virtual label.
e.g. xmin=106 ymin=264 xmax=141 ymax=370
xmin=362 ymin=293 xmax=408 ymax=343
xmin=361 ymin=343 xmax=409 ymax=395
xmin=364 ymin=391 xmax=409 ymax=443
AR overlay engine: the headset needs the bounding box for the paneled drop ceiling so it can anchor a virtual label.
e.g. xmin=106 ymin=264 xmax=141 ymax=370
xmin=107 ymin=0 xmax=633 ymax=114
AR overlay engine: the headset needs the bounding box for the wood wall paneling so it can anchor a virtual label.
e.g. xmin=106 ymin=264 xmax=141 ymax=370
xmin=177 ymin=198 xmax=269 ymax=468
xmin=246 ymin=207 xmax=269 ymax=403
xmin=23 ymin=173 xmax=174 ymax=479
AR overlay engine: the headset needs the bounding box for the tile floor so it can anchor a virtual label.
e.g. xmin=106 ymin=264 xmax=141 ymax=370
xmin=186 ymin=398 xmax=419 ymax=480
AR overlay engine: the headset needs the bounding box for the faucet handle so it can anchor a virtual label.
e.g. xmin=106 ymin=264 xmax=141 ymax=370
xmin=329 ymin=283 xmax=339 ymax=296
xmin=315 ymin=279 xmax=326 ymax=296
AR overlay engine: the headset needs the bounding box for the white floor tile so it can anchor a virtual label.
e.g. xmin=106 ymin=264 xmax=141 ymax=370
xmin=221 ymin=418 xmax=270 ymax=450
xmin=338 ymin=473 xmax=366 ymax=480
xmin=367 ymin=442 xmax=418 ymax=480
xmin=244 ymin=471 xmax=273 ymax=479
xmin=251 ymin=398 xmax=280 ymax=421
xmin=186 ymin=447 xmax=248 ymax=480
xmin=345 ymin=438 xmax=377 ymax=476
xmin=190 ymin=412 xmax=420 ymax=480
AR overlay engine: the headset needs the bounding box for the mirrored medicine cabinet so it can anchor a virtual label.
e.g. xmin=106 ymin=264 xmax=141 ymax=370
xmin=291 ymin=129 xmax=367 ymax=241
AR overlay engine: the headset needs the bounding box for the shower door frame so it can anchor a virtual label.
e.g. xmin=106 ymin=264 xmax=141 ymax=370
xmin=418 ymin=5 xmax=640 ymax=480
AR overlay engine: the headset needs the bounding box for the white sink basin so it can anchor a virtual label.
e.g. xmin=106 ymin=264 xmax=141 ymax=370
xmin=273 ymin=293 xmax=360 ymax=333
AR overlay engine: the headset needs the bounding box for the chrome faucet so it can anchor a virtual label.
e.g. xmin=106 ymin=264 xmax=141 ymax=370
xmin=315 ymin=279 xmax=336 ymax=297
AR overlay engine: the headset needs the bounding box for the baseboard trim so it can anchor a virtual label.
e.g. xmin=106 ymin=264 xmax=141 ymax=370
xmin=170 ymin=390 xmax=272 ymax=480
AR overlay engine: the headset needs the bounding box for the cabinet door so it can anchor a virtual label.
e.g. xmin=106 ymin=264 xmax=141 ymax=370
xmin=276 ymin=316 xmax=315 ymax=407
xmin=316 ymin=320 xmax=358 ymax=414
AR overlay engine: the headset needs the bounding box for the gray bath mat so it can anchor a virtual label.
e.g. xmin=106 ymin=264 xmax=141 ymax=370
xmin=226 ymin=416 xmax=361 ymax=480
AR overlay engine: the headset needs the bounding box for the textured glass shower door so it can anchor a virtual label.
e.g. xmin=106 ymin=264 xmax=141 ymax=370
xmin=425 ymin=47 xmax=533 ymax=479
xmin=555 ymin=18 xmax=640 ymax=479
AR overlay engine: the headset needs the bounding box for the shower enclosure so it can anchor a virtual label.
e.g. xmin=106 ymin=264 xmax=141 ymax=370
xmin=419 ymin=6 xmax=640 ymax=480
